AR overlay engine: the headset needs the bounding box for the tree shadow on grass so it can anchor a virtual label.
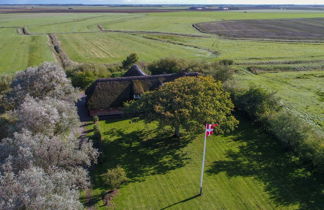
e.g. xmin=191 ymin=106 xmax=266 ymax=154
xmin=207 ymin=120 xmax=324 ymax=210
xmin=90 ymin=124 xmax=193 ymax=191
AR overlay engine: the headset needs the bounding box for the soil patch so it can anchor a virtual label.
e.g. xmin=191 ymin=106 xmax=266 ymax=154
xmin=194 ymin=18 xmax=324 ymax=41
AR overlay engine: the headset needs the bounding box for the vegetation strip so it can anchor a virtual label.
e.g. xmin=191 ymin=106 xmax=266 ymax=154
xmin=48 ymin=33 xmax=75 ymax=68
xmin=97 ymin=24 xmax=210 ymax=38
xmin=139 ymin=34 xmax=218 ymax=56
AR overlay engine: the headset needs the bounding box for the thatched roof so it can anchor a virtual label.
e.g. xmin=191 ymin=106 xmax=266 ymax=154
xmin=123 ymin=65 xmax=147 ymax=77
xmin=86 ymin=72 xmax=199 ymax=116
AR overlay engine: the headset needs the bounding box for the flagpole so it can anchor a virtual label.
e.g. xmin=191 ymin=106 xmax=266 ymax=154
xmin=199 ymin=124 xmax=208 ymax=196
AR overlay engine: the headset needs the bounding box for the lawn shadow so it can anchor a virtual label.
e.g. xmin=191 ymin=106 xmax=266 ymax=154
xmin=160 ymin=194 xmax=200 ymax=210
xmin=91 ymin=124 xmax=193 ymax=190
xmin=80 ymin=193 xmax=101 ymax=208
xmin=207 ymin=120 xmax=324 ymax=210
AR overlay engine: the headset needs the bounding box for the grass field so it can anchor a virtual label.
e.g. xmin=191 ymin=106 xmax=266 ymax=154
xmin=0 ymin=28 xmax=54 ymax=74
xmin=140 ymin=34 xmax=324 ymax=64
xmin=82 ymin=117 xmax=323 ymax=209
xmin=58 ymin=32 xmax=214 ymax=64
xmin=3 ymin=11 xmax=324 ymax=72
xmin=235 ymin=70 xmax=324 ymax=129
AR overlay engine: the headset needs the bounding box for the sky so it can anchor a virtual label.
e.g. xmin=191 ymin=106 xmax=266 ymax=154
xmin=1 ymin=0 xmax=324 ymax=4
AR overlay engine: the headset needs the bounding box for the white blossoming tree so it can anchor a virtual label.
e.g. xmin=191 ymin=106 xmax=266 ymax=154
xmin=0 ymin=62 xmax=98 ymax=209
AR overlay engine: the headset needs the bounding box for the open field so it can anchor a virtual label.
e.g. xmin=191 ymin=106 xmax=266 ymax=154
xmin=58 ymin=32 xmax=214 ymax=64
xmin=82 ymin=117 xmax=323 ymax=209
xmin=140 ymin=34 xmax=324 ymax=65
xmin=195 ymin=18 xmax=324 ymax=41
xmin=2 ymin=11 xmax=324 ymax=73
xmin=235 ymin=70 xmax=324 ymax=129
xmin=0 ymin=28 xmax=54 ymax=74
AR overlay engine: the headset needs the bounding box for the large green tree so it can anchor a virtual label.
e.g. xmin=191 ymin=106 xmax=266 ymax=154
xmin=125 ymin=76 xmax=238 ymax=137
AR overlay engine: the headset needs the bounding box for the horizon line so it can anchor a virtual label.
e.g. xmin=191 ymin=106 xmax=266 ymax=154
xmin=1 ymin=4 xmax=324 ymax=6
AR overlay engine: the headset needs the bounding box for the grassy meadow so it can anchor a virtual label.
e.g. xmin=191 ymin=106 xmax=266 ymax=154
xmin=235 ymin=70 xmax=324 ymax=129
xmin=58 ymin=32 xmax=214 ymax=64
xmin=0 ymin=28 xmax=54 ymax=73
xmin=82 ymin=117 xmax=323 ymax=209
xmin=3 ymin=11 xmax=324 ymax=72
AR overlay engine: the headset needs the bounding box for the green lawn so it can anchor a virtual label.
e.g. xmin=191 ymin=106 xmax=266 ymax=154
xmin=83 ymin=117 xmax=323 ymax=209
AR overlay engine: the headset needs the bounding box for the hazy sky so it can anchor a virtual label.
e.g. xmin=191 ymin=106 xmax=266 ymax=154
xmin=2 ymin=0 xmax=324 ymax=4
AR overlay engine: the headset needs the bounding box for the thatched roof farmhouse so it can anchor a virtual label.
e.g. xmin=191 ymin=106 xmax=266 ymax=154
xmin=86 ymin=65 xmax=199 ymax=116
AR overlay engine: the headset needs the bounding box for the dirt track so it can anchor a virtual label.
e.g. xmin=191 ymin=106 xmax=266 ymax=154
xmin=194 ymin=18 xmax=324 ymax=41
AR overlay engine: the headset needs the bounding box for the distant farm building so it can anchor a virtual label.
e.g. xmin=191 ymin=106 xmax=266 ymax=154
xmin=86 ymin=65 xmax=199 ymax=116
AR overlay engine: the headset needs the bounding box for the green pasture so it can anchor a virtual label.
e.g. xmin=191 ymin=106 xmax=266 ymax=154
xmin=142 ymin=34 xmax=324 ymax=63
xmin=101 ymin=11 xmax=324 ymax=34
xmin=0 ymin=28 xmax=54 ymax=74
xmin=2 ymin=11 xmax=324 ymax=72
xmin=235 ymin=70 xmax=324 ymax=129
xmin=82 ymin=117 xmax=323 ymax=209
xmin=58 ymin=32 xmax=214 ymax=64
xmin=4 ymin=11 xmax=324 ymax=34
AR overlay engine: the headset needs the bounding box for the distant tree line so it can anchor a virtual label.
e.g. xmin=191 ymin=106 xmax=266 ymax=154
xmin=0 ymin=63 xmax=98 ymax=209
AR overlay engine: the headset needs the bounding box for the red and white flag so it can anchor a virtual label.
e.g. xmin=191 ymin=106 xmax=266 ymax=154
xmin=205 ymin=124 xmax=218 ymax=137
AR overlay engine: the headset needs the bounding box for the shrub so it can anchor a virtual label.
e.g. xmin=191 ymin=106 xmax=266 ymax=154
xmin=233 ymin=86 xmax=324 ymax=173
xmin=219 ymin=59 xmax=234 ymax=66
xmin=93 ymin=115 xmax=99 ymax=123
xmin=102 ymin=166 xmax=128 ymax=190
xmin=0 ymin=63 xmax=99 ymax=209
xmin=122 ymin=53 xmax=139 ymax=69
xmin=148 ymin=58 xmax=234 ymax=82
xmin=267 ymin=111 xmax=310 ymax=149
xmin=234 ymin=87 xmax=281 ymax=122
xmin=4 ymin=62 xmax=77 ymax=110
xmin=203 ymin=62 xmax=234 ymax=82
xmin=0 ymin=114 xmax=13 ymax=140
xmin=67 ymin=64 xmax=112 ymax=89
xmin=93 ymin=123 xmax=102 ymax=142
xmin=148 ymin=58 xmax=187 ymax=75
xmin=0 ymin=74 xmax=12 ymax=94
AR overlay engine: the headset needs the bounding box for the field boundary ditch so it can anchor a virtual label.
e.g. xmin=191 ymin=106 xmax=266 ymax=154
xmin=139 ymin=34 xmax=219 ymax=56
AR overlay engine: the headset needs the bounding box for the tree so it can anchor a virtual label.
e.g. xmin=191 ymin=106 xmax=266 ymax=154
xmin=102 ymin=166 xmax=128 ymax=190
xmin=0 ymin=62 xmax=98 ymax=209
xmin=0 ymin=166 xmax=83 ymax=210
xmin=122 ymin=53 xmax=139 ymax=69
xmin=234 ymin=87 xmax=281 ymax=121
xmin=66 ymin=63 xmax=112 ymax=89
xmin=148 ymin=58 xmax=234 ymax=82
xmin=4 ymin=62 xmax=77 ymax=110
xmin=148 ymin=58 xmax=186 ymax=75
xmin=14 ymin=96 xmax=80 ymax=136
xmin=125 ymin=76 xmax=238 ymax=137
